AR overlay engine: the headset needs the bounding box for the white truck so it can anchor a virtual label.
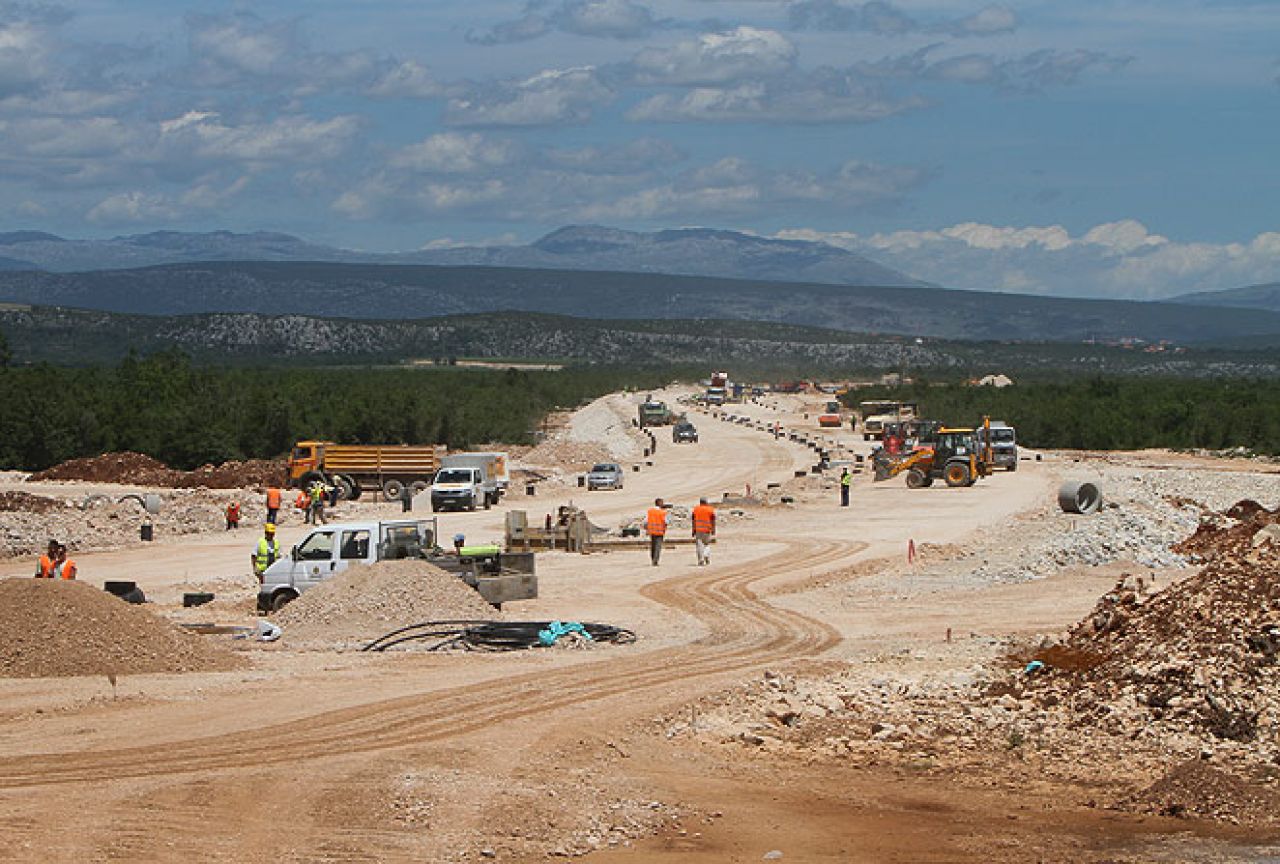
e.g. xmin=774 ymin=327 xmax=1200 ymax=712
xmin=430 ymin=452 xmax=506 ymax=511
xmin=256 ymin=518 xmax=536 ymax=613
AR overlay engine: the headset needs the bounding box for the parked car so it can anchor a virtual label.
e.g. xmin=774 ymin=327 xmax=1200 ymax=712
xmin=586 ymin=462 xmax=625 ymax=490
xmin=673 ymin=421 xmax=699 ymax=443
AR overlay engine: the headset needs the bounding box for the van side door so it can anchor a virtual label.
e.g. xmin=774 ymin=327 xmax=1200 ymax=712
xmin=294 ymin=529 xmax=337 ymax=590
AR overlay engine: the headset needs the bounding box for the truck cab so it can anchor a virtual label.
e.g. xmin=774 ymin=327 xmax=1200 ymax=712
xmin=257 ymin=519 xmax=434 ymax=612
xmin=978 ymin=421 xmax=1018 ymax=471
xmin=431 ymin=467 xmax=487 ymax=512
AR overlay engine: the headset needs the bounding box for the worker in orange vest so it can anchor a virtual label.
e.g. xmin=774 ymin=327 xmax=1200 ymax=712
xmin=645 ymin=498 xmax=668 ymax=566
xmin=294 ymin=489 xmax=309 ymax=523
xmin=225 ymin=501 xmax=241 ymax=530
xmin=53 ymin=543 xmax=76 ymax=580
xmin=35 ymin=539 xmax=58 ymax=578
xmin=691 ymin=497 xmax=716 ymax=566
xmin=265 ymin=487 xmax=282 ymax=524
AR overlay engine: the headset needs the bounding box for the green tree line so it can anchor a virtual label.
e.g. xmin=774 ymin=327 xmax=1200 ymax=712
xmin=0 ymin=349 xmax=670 ymax=471
xmin=844 ymin=376 xmax=1280 ymax=454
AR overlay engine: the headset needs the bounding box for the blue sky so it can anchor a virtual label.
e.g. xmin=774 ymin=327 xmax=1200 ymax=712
xmin=0 ymin=0 xmax=1277 ymax=299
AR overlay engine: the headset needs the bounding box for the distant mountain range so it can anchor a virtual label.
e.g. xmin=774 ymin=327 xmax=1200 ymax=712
xmin=2 ymin=260 xmax=1280 ymax=344
xmin=1174 ymin=282 xmax=1280 ymax=313
xmin=0 ymin=225 xmax=924 ymax=288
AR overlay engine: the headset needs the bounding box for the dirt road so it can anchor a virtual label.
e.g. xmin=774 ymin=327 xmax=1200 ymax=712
xmin=0 ymin=391 xmax=1267 ymax=862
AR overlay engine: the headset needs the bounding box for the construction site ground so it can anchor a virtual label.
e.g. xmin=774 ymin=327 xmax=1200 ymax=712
xmin=1 ymin=389 xmax=1279 ymax=862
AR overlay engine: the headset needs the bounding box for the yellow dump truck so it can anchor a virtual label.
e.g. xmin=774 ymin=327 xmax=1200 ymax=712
xmin=288 ymin=441 xmax=446 ymax=500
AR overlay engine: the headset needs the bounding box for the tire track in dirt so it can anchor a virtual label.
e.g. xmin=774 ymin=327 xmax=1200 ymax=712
xmin=0 ymin=540 xmax=857 ymax=788
xmin=0 ymin=427 xmax=857 ymax=788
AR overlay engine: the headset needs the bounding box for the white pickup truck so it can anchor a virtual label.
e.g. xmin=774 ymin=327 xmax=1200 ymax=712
xmin=429 ymin=452 xmax=507 ymax=511
xmin=256 ymin=518 xmax=536 ymax=613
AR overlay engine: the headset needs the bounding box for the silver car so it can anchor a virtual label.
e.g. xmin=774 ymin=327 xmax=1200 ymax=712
xmin=586 ymin=462 xmax=625 ymax=490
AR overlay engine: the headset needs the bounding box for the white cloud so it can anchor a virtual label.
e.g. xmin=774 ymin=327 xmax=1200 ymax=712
xmin=445 ymin=66 xmax=613 ymax=126
xmin=87 ymin=191 xmax=177 ymax=224
xmin=160 ymin=112 xmax=360 ymax=164
xmin=390 ymin=133 xmax=521 ymax=173
xmin=628 ymin=72 xmax=925 ymax=123
xmin=468 ymin=0 xmax=663 ymax=44
xmin=629 ymin=26 xmax=796 ymax=85
xmin=776 ymin=221 xmax=1280 ymax=300
xmin=368 ymin=60 xmax=441 ymax=99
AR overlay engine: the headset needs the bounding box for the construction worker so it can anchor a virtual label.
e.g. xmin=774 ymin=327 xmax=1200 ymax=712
xmin=295 ymin=489 xmax=310 ymax=523
xmin=308 ymin=480 xmax=328 ymax=525
xmin=35 ymin=539 xmax=58 ymax=578
xmin=691 ymin=497 xmax=716 ymax=566
xmin=53 ymin=543 xmax=76 ymax=580
xmin=225 ymin=501 xmax=241 ymax=530
xmin=840 ymin=467 xmax=852 ymax=507
xmin=265 ymin=487 xmax=282 ymax=524
xmin=254 ymin=523 xmax=281 ymax=582
xmin=645 ymin=498 xmax=668 ymax=566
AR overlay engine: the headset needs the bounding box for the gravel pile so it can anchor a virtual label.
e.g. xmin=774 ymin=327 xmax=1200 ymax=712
xmin=29 ymin=451 xmax=285 ymax=489
xmin=274 ymin=559 xmax=499 ymax=647
xmin=926 ymin=463 xmax=1280 ymax=585
xmin=0 ymin=578 xmax=242 ymax=678
xmin=521 ymin=395 xmax=645 ymax=473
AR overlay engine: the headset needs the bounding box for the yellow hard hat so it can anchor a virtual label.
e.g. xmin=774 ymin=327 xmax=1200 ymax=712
xmin=264 ymin=523 xmax=276 ymax=534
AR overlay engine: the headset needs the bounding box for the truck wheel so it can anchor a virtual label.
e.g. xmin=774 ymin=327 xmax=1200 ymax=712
xmin=863 ymin=433 xmax=871 ymax=441
xmin=270 ymin=590 xmax=297 ymax=613
xmin=334 ymin=475 xmax=355 ymax=501
xmin=1008 ymin=462 xmax=1018 ymax=472
xmin=483 ymin=492 xmax=492 ymax=510
xmin=905 ymin=469 xmax=928 ymax=489
xmin=944 ymin=462 xmax=971 ymax=488
xmin=383 ymin=479 xmax=405 ymax=500
xmin=410 ymin=480 xmax=429 ymax=496
xmin=468 ymin=496 xmax=477 ymax=512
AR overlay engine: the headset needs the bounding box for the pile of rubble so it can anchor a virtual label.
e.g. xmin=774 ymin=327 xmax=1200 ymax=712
xmin=0 ymin=489 xmax=268 ymax=558
xmin=0 ymin=491 xmax=65 ymax=514
xmin=29 ymin=451 xmax=285 ymax=489
xmin=274 ymin=560 xmax=499 ymax=648
xmin=669 ymin=496 xmax=1280 ymax=827
xmin=0 ymin=578 xmax=243 ymax=677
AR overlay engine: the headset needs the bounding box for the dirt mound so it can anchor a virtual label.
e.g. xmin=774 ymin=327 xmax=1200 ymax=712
xmin=0 ymin=491 xmax=65 ymax=514
xmin=1022 ymin=538 xmax=1280 ymax=747
xmin=274 ymin=560 xmax=498 ymax=646
xmin=1174 ymin=498 xmax=1280 ymax=558
xmin=29 ymin=451 xmax=285 ymax=489
xmin=1123 ymin=760 xmax=1280 ymax=824
xmin=0 ymin=578 xmax=243 ymax=678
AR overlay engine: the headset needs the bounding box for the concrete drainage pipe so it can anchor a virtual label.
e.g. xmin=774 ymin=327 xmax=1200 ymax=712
xmin=1058 ymin=480 xmax=1102 ymax=515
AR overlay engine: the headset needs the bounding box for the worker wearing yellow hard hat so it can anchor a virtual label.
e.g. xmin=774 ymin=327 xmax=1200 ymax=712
xmin=254 ymin=522 xmax=280 ymax=582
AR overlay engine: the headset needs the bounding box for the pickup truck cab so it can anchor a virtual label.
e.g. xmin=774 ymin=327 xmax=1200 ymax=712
xmin=258 ymin=519 xmax=434 ymax=613
xmin=587 ymin=462 xmax=625 ymax=491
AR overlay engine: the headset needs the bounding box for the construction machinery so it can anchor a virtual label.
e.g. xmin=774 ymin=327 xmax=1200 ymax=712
xmin=638 ymin=396 xmax=675 ymax=426
xmin=872 ymin=418 xmax=995 ymax=489
xmin=858 ymin=401 xmax=918 ymax=440
xmin=818 ymin=400 xmax=845 ymax=428
xmin=288 ymin=441 xmax=446 ymax=501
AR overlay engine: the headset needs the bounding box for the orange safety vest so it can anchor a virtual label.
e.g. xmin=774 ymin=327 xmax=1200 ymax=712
xmin=266 ymin=488 xmax=282 ymax=509
xmin=645 ymin=507 xmax=668 ymax=537
xmin=227 ymin=503 xmax=241 ymax=519
xmin=57 ymin=558 xmax=76 ymax=580
xmin=691 ymin=504 xmax=715 ymax=535
xmin=36 ymin=554 xmax=55 ymax=579
xmin=295 ymin=491 xmax=308 ymax=510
